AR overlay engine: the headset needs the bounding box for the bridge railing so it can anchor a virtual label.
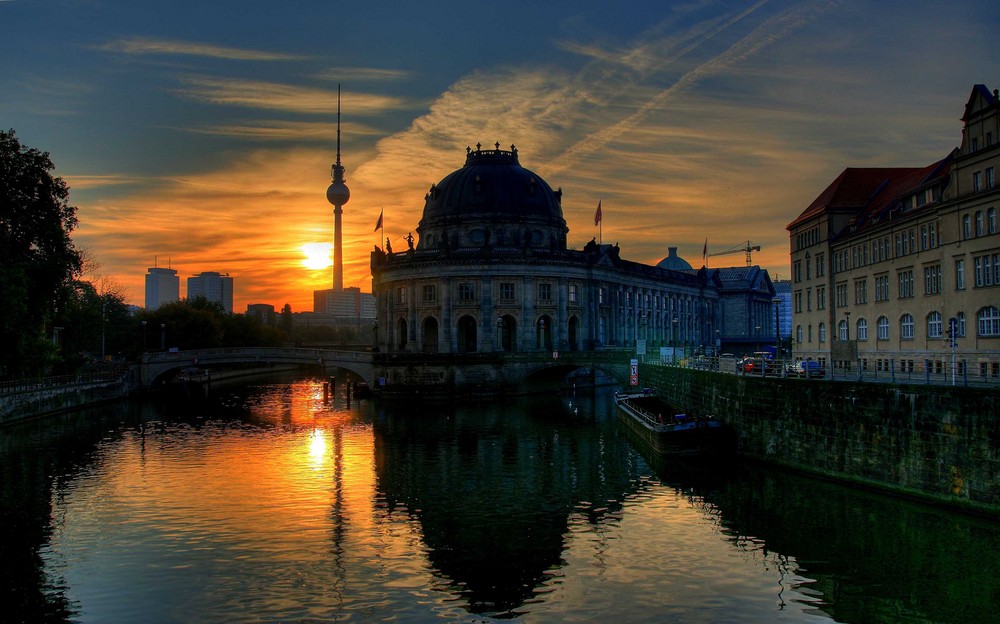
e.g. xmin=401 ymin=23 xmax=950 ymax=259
xmin=0 ymin=363 xmax=131 ymax=395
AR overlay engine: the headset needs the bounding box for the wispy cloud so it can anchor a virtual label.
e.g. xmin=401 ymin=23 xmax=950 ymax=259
xmin=99 ymin=36 xmax=306 ymax=61
xmin=173 ymin=77 xmax=414 ymax=115
xmin=182 ymin=119 xmax=384 ymax=141
xmin=315 ymin=67 xmax=415 ymax=82
xmin=65 ymin=174 xmax=149 ymax=190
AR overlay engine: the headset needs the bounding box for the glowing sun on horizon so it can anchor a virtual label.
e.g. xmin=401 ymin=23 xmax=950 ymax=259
xmin=300 ymin=243 xmax=333 ymax=270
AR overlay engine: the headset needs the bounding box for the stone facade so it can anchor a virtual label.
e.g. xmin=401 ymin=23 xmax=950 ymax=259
xmin=788 ymin=85 xmax=1000 ymax=381
xmin=369 ymin=145 xmax=776 ymax=392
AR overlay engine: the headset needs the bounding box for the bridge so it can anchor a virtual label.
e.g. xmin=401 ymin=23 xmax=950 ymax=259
xmin=140 ymin=346 xmax=635 ymax=394
xmin=140 ymin=347 xmax=375 ymax=388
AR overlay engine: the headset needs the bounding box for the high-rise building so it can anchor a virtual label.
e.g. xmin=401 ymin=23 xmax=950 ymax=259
xmin=187 ymin=272 xmax=234 ymax=313
xmin=145 ymin=267 xmax=179 ymax=309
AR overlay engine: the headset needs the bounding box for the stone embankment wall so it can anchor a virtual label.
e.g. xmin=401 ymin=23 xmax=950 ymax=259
xmin=640 ymin=365 xmax=1000 ymax=515
xmin=0 ymin=368 xmax=140 ymax=426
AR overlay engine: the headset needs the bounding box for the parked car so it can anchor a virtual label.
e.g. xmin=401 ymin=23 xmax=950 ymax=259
xmin=786 ymin=360 xmax=825 ymax=378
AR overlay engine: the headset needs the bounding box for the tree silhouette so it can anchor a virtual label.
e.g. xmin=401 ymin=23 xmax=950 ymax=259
xmin=0 ymin=129 xmax=82 ymax=378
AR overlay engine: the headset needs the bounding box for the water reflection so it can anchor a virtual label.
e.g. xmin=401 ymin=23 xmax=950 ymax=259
xmin=1 ymin=379 xmax=999 ymax=622
xmin=371 ymin=392 xmax=645 ymax=616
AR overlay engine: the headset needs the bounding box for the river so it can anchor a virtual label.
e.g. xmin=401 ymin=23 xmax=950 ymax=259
xmin=1 ymin=375 xmax=998 ymax=623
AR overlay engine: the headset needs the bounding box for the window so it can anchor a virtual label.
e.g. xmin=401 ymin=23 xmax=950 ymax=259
xmin=974 ymin=171 xmax=983 ymax=192
xmin=568 ymin=284 xmax=578 ymax=303
xmin=806 ymin=288 xmax=812 ymax=311
xmin=537 ymin=283 xmax=552 ymax=302
xmin=901 ymin=314 xmax=914 ymax=340
xmin=838 ymin=319 xmax=848 ymax=341
xmin=956 ymin=259 xmax=966 ymax=290
xmin=974 ymin=253 xmax=1000 ymax=287
xmin=927 ymin=311 xmax=942 ymax=338
xmin=396 ymin=286 xmax=407 ymax=304
xmin=972 ymin=137 xmax=980 ymax=152
xmin=929 ymin=222 xmax=938 ymax=247
xmin=857 ymin=318 xmax=868 ymax=340
xmin=835 ymin=283 xmax=848 ymax=307
xmin=794 ymin=261 xmax=802 ymax=282
xmin=978 ymin=306 xmax=1000 ymax=337
xmin=988 ymin=167 xmax=996 ymax=189
xmin=459 ymin=282 xmax=476 ymax=302
xmin=500 ymin=282 xmax=515 ymax=302
xmin=923 ymin=265 xmax=941 ymax=295
xmin=854 ymin=279 xmax=868 ymax=304
xmin=422 ymin=284 xmax=437 ymax=303
xmin=805 ymin=254 xmax=812 ymax=279
xmin=989 ymin=208 xmax=997 ymax=234
xmin=898 ymin=270 xmax=914 ymax=298
xmin=796 ymin=325 xmax=803 ymax=344
xmin=920 ymin=225 xmax=928 ymax=250
xmin=794 ymin=291 xmax=802 ymax=313
xmin=816 ymin=254 xmax=825 ymax=277
xmin=875 ymin=275 xmax=890 ymax=301
xmin=817 ymin=286 xmax=826 ymax=310
xmin=819 ymin=323 xmax=826 ymax=342
xmin=976 ymin=211 xmax=984 ymax=236
xmin=598 ymin=287 xmax=605 ymax=304
xmin=957 ymin=311 xmax=966 ymax=337
xmin=963 ymin=214 xmax=973 ymax=239
xmin=877 ymin=316 xmax=890 ymax=340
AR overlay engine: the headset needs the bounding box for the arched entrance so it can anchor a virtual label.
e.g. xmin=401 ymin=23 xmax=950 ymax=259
xmin=421 ymin=317 xmax=439 ymax=353
xmin=457 ymin=315 xmax=478 ymax=353
xmin=498 ymin=314 xmax=517 ymax=352
xmin=396 ymin=318 xmax=408 ymax=350
xmin=568 ymin=315 xmax=579 ymax=351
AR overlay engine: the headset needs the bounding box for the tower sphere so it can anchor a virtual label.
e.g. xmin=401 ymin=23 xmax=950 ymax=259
xmin=327 ymin=180 xmax=350 ymax=206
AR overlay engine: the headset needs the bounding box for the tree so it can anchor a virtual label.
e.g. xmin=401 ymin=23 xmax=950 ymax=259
xmin=0 ymin=129 xmax=82 ymax=378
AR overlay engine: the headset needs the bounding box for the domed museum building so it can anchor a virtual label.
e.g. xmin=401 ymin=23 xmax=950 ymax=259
xmin=369 ymin=143 xmax=774 ymax=393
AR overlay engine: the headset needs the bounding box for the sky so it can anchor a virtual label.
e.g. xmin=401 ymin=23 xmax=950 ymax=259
xmin=3 ymin=0 xmax=999 ymax=313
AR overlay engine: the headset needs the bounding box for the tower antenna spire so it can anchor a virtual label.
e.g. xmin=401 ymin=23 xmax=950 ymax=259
xmin=326 ymin=83 xmax=351 ymax=291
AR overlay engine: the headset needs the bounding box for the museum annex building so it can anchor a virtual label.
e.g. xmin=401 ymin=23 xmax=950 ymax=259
xmin=787 ymin=84 xmax=1000 ymax=380
xmin=370 ymin=143 xmax=776 ymax=392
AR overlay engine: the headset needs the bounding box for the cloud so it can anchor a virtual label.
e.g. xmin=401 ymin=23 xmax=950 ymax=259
xmin=99 ymin=36 xmax=307 ymax=61
xmin=315 ymin=67 xmax=415 ymax=82
xmin=173 ymin=77 xmax=415 ymax=115
xmin=181 ymin=120 xmax=384 ymax=141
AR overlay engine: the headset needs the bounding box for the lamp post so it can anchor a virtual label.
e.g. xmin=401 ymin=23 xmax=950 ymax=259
xmin=671 ymin=317 xmax=679 ymax=364
xmin=141 ymin=320 xmax=147 ymax=353
xmin=496 ymin=316 xmax=503 ymax=352
xmin=372 ymin=318 xmax=379 ymax=352
xmin=772 ymin=297 xmax=781 ymax=358
xmin=754 ymin=325 xmax=761 ymax=354
xmin=160 ymin=323 xmax=166 ymax=351
xmin=538 ymin=317 xmax=546 ymax=351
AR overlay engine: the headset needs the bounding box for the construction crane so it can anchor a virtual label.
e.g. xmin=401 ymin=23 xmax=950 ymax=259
xmin=707 ymin=240 xmax=760 ymax=267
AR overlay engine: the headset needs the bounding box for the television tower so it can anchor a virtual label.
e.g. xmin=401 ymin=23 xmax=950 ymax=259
xmin=326 ymin=85 xmax=350 ymax=292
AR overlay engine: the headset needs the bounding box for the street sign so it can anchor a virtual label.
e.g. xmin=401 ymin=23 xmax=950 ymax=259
xmin=630 ymin=358 xmax=638 ymax=386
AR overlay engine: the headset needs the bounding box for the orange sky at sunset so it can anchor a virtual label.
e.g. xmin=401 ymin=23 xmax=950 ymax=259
xmin=4 ymin=1 xmax=999 ymax=312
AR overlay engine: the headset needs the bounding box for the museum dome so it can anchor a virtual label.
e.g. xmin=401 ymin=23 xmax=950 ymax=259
xmin=416 ymin=143 xmax=568 ymax=252
xmin=656 ymin=247 xmax=693 ymax=271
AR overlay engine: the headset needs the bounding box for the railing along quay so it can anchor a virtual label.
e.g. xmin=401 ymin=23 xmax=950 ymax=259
xmin=0 ymin=364 xmax=131 ymax=394
xmin=647 ymin=356 xmax=1000 ymax=388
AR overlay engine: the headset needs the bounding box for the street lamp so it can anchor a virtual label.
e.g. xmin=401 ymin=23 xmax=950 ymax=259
xmin=772 ymin=297 xmax=781 ymax=358
xmin=372 ymin=318 xmax=379 ymax=352
xmin=671 ymin=317 xmax=679 ymax=364
xmin=141 ymin=320 xmax=147 ymax=353
xmin=496 ymin=316 xmax=504 ymax=352
xmin=755 ymin=325 xmax=761 ymax=354
xmin=538 ymin=317 xmax=546 ymax=351
xmin=160 ymin=323 xmax=166 ymax=351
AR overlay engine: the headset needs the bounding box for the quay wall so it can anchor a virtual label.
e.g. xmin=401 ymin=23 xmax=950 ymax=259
xmin=0 ymin=368 xmax=140 ymax=426
xmin=640 ymin=365 xmax=1000 ymax=515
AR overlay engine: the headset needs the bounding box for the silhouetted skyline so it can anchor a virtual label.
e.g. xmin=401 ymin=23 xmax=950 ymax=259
xmin=3 ymin=0 xmax=998 ymax=310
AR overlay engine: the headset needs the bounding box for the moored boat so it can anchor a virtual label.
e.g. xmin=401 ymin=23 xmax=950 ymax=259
xmin=614 ymin=389 xmax=725 ymax=456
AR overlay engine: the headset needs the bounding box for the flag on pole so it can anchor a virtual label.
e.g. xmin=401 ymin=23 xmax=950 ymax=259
xmin=374 ymin=208 xmax=383 ymax=232
xmin=594 ymin=200 xmax=602 ymax=226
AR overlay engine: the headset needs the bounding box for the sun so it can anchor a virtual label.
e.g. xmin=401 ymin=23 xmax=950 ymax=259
xmin=300 ymin=243 xmax=333 ymax=270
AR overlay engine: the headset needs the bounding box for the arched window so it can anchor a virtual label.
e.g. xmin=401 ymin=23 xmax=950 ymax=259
xmin=927 ymin=311 xmax=942 ymax=338
xmin=900 ymin=313 xmax=915 ymax=340
xmin=963 ymin=214 xmax=972 ymax=239
xmin=989 ymin=207 xmax=998 ymax=234
xmin=396 ymin=318 xmax=408 ymax=349
xmin=838 ymin=319 xmax=848 ymax=341
xmin=957 ymin=311 xmax=967 ymax=337
xmin=457 ymin=315 xmax=478 ymax=353
xmin=877 ymin=316 xmax=890 ymax=340
xmin=976 ymin=211 xmax=984 ymax=236
xmin=819 ymin=322 xmax=826 ymax=343
xmin=856 ymin=318 xmax=868 ymax=341
xmin=978 ymin=306 xmax=1000 ymax=337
